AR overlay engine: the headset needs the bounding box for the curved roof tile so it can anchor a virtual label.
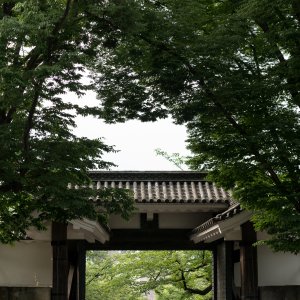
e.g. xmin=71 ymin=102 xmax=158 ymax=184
xmin=86 ymin=171 xmax=233 ymax=204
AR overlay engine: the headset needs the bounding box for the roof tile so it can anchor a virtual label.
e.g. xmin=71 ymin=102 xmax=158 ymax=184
xmin=86 ymin=171 xmax=233 ymax=204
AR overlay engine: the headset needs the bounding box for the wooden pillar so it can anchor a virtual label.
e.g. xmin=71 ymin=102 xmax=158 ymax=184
xmin=78 ymin=241 xmax=86 ymax=300
xmin=68 ymin=241 xmax=78 ymax=300
xmin=68 ymin=241 xmax=86 ymax=300
xmin=52 ymin=222 xmax=68 ymax=300
xmin=212 ymin=248 xmax=218 ymax=300
xmin=240 ymin=221 xmax=258 ymax=300
xmin=215 ymin=241 xmax=234 ymax=300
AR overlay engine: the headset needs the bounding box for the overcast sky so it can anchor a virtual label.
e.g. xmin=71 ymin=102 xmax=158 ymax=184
xmin=69 ymin=91 xmax=190 ymax=170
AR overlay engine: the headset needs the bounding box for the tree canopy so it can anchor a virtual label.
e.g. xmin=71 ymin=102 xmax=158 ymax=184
xmin=1 ymin=0 xmax=300 ymax=252
xmin=86 ymin=250 xmax=212 ymax=300
xmin=0 ymin=0 xmax=135 ymax=243
xmin=91 ymin=0 xmax=300 ymax=253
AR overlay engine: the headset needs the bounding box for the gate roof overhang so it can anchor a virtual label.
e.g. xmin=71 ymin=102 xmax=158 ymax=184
xmin=83 ymin=171 xmax=238 ymax=249
xmin=27 ymin=171 xmax=243 ymax=250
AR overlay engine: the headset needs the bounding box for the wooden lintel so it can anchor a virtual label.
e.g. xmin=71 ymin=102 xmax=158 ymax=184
xmin=85 ymin=229 xmax=214 ymax=250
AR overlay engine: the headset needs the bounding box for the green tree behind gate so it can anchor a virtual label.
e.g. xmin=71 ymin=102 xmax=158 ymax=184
xmin=86 ymin=250 xmax=212 ymax=300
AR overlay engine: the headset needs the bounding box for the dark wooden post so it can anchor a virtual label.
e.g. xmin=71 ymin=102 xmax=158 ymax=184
xmin=68 ymin=240 xmax=86 ymax=300
xmin=215 ymin=241 xmax=234 ymax=300
xmin=68 ymin=241 xmax=78 ymax=300
xmin=78 ymin=241 xmax=86 ymax=300
xmin=212 ymin=247 xmax=218 ymax=300
xmin=52 ymin=222 xmax=68 ymax=300
xmin=240 ymin=221 xmax=258 ymax=300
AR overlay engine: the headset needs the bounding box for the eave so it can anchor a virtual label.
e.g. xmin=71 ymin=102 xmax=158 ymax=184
xmin=190 ymin=205 xmax=252 ymax=243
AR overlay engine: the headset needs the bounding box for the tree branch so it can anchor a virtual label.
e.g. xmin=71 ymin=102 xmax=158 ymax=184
xmin=249 ymin=32 xmax=261 ymax=77
xmin=138 ymin=33 xmax=196 ymax=77
xmin=291 ymin=0 xmax=300 ymax=26
xmin=2 ymin=2 xmax=14 ymax=17
xmin=25 ymin=0 xmax=74 ymax=70
xmin=183 ymin=262 xmax=208 ymax=273
xmin=22 ymin=82 xmax=41 ymax=160
xmin=136 ymin=34 xmax=288 ymax=196
xmin=53 ymin=0 xmax=73 ymax=35
xmin=255 ymin=19 xmax=300 ymax=107
xmin=147 ymin=33 xmax=300 ymax=211
xmin=86 ymin=273 xmax=101 ymax=286
xmin=180 ymin=269 xmax=212 ymax=295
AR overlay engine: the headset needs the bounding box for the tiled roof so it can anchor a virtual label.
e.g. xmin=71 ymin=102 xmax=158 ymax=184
xmin=85 ymin=171 xmax=233 ymax=204
xmin=191 ymin=203 xmax=242 ymax=234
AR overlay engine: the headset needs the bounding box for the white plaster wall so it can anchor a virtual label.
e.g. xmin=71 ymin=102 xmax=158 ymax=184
xmin=234 ymin=245 xmax=300 ymax=287
xmin=258 ymin=245 xmax=300 ymax=286
xmin=0 ymin=241 xmax=52 ymax=287
xmin=108 ymin=213 xmax=140 ymax=229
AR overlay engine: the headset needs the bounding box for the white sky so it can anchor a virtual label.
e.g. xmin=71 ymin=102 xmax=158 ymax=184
xmin=69 ymin=91 xmax=190 ymax=170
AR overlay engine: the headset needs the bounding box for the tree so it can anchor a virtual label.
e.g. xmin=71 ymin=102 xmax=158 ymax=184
xmin=86 ymin=250 xmax=212 ymax=300
xmin=92 ymin=0 xmax=300 ymax=253
xmin=0 ymin=1 xmax=135 ymax=243
xmin=155 ymin=148 xmax=188 ymax=171
xmin=2 ymin=0 xmax=300 ymax=252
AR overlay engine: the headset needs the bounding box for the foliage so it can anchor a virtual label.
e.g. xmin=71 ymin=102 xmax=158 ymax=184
xmin=155 ymin=148 xmax=187 ymax=170
xmin=93 ymin=0 xmax=300 ymax=253
xmin=0 ymin=0 xmax=135 ymax=243
xmin=2 ymin=0 xmax=300 ymax=252
xmin=86 ymin=250 xmax=212 ymax=300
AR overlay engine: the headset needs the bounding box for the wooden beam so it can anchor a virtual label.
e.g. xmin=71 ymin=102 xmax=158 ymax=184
xmin=240 ymin=221 xmax=258 ymax=300
xmin=51 ymin=222 xmax=68 ymax=300
xmin=85 ymin=229 xmax=214 ymax=250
